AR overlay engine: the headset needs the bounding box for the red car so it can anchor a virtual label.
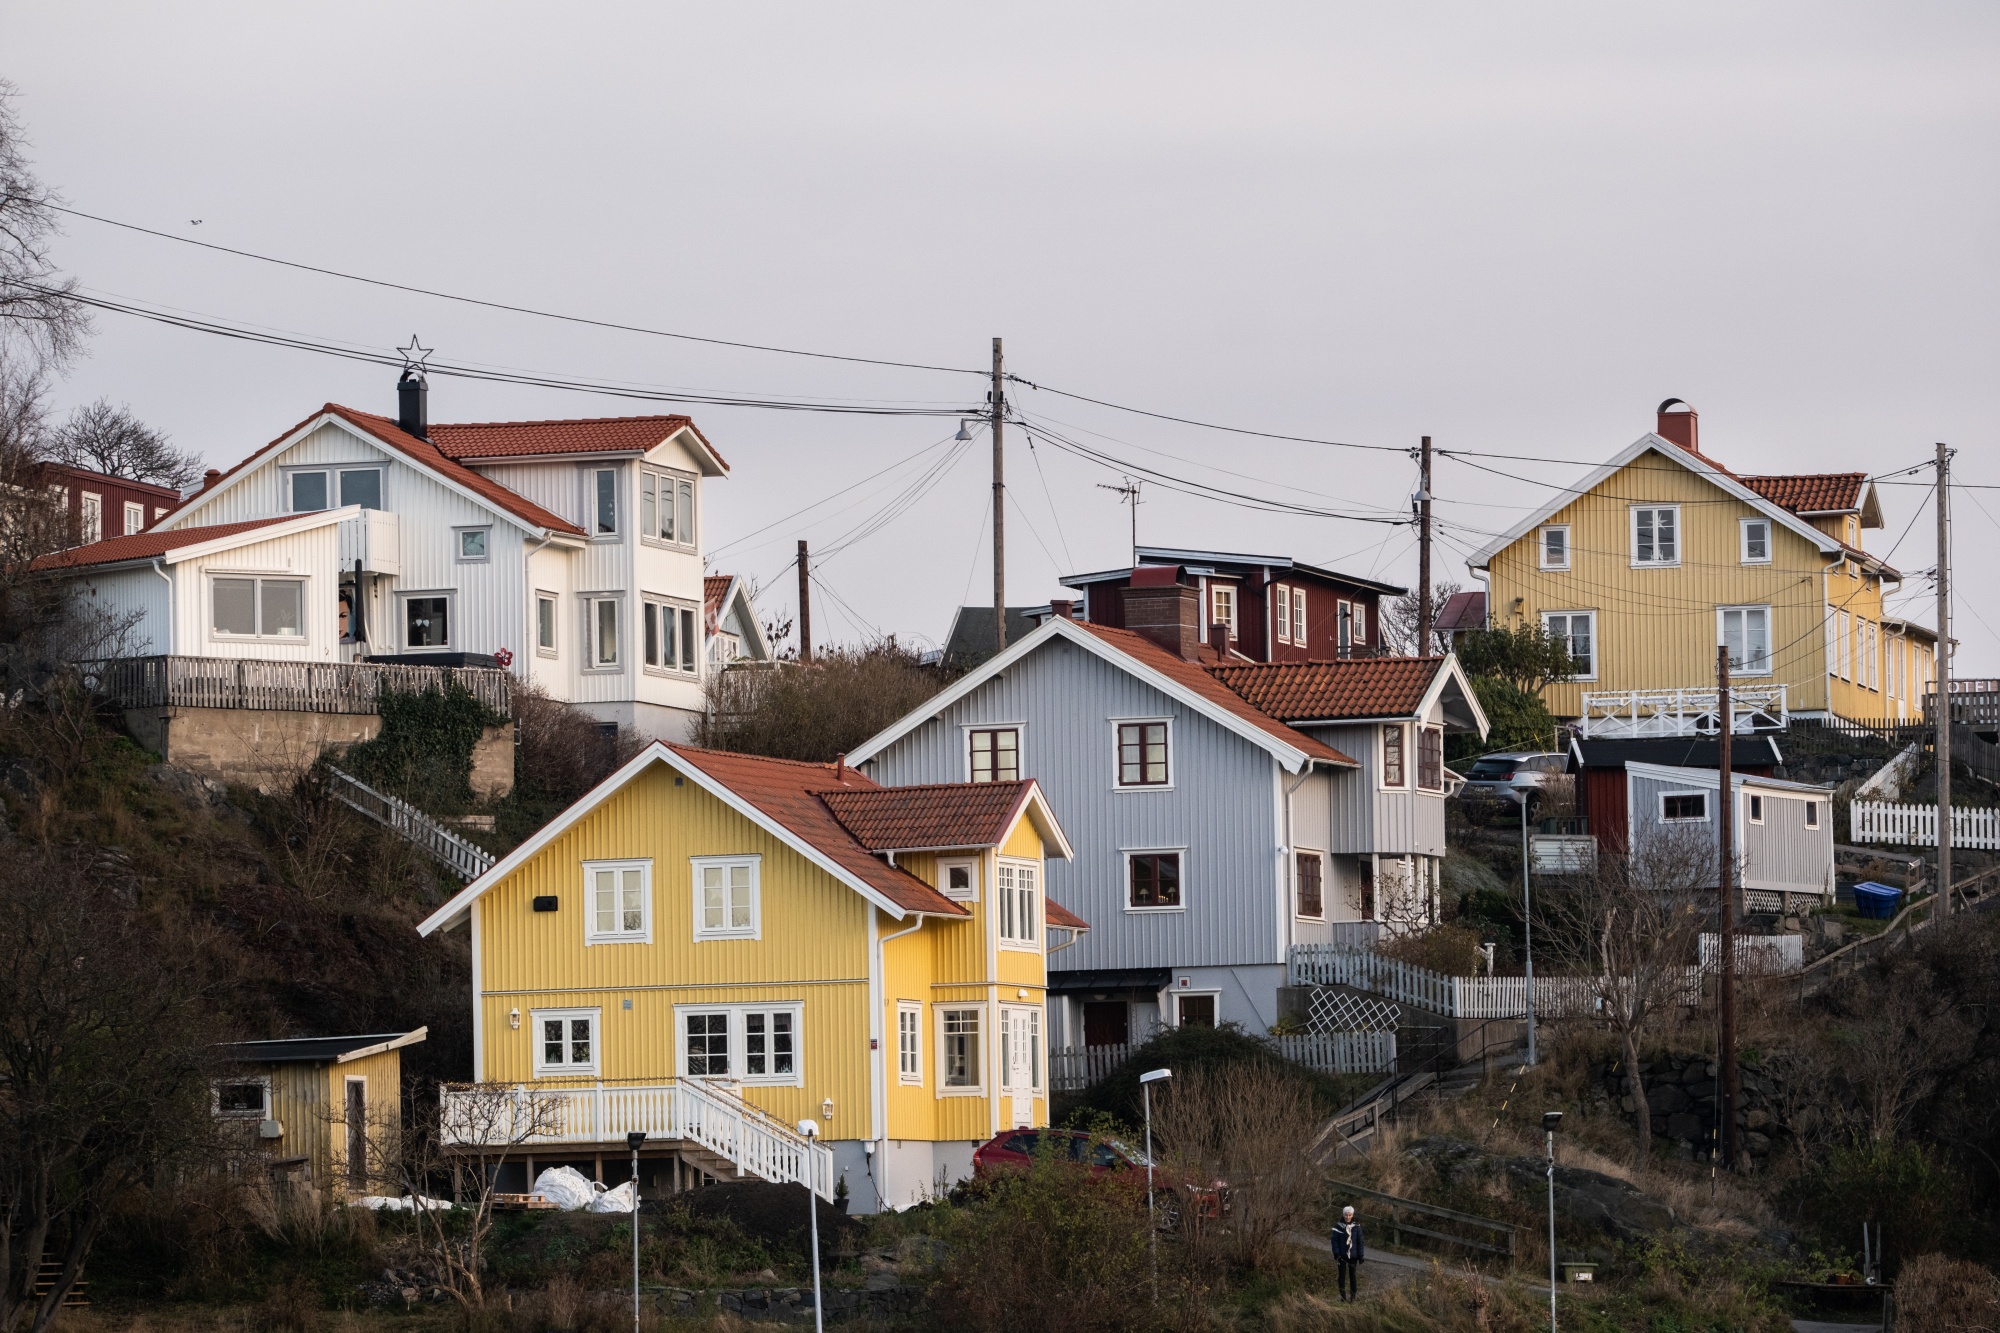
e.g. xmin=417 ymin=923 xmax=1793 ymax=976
xmin=970 ymin=1130 xmax=1226 ymax=1223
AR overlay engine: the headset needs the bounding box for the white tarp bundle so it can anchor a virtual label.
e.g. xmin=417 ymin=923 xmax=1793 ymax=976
xmin=353 ymin=1194 xmax=453 ymax=1212
xmin=529 ymin=1166 xmax=637 ymax=1213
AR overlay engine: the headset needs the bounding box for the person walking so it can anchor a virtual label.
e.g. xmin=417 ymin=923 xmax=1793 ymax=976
xmin=1331 ymin=1204 xmax=1365 ymax=1302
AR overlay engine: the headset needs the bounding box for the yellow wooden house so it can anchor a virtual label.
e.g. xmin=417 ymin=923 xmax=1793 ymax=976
xmin=214 ymin=1029 xmax=425 ymax=1194
xmin=1469 ymin=401 xmax=1935 ymax=731
xmin=416 ymin=742 xmax=1080 ymax=1212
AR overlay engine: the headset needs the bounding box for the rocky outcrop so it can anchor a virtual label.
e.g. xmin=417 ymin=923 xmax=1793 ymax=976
xmin=1405 ymin=1137 xmax=1678 ymax=1243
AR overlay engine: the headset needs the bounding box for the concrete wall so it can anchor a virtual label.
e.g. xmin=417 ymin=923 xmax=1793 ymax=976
xmin=125 ymin=706 xmax=515 ymax=798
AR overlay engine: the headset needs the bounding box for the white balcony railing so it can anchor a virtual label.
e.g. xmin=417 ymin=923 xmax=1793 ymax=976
xmin=1580 ymin=685 xmax=1788 ymax=739
xmin=441 ymin=1078 xmax=836 ymax=1201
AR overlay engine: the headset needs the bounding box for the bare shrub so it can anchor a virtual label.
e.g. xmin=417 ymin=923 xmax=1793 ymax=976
xmin=1895 ymin=1254 xmax=2000 ymax=1331
xmin=274 ymin=767 xmax=357 ymax=900
xmin=1375 ymin=923 xmax=1484 ymax=976
xmin=1153 ymin=1063 xmax=1323 ymax=1274
xmin=513 ymin=681 xmax=633 ymax=803
xmin=697 ymin=643 xmax=949 ymax=763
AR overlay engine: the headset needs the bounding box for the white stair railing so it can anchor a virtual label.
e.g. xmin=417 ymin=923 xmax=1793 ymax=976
xmin=327 ymin=766 xmax=496 ymax=881
xmin=440 ymin=1079 xmax=836 ymax=1201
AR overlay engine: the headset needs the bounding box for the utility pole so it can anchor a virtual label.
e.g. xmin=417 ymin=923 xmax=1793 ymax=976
xmin=991 ymin=337 xmax=1007 ymax=652
xmin=1936 ymin=442 xmax=1954 ymax=918
xmin=1717 ymin=645 xmax=1739 ymax=1169
xmin=1416 ymin=436 xmax=1434 ymax=657
xmin=797 ymin=540 xmax=813 ymax=664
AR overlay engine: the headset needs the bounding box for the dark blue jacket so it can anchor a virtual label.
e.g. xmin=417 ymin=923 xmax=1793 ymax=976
xmin=1332 ymin=1220 xmax=1365 ymax=1261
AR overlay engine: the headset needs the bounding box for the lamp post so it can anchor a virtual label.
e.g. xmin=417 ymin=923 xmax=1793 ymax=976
xmin=626 ymin=1131 xmax=646 ymax=1333
xmin=797 ymin=1120 xmax=825 ymax=1333
xmin=1140 ymin=1068 xmax=1172 ymax=1300
xmin=1543 ymin=1111 xmax=1562 ymax=1330
xmin=1515 ymin=785 xmax=1538 ymax=1066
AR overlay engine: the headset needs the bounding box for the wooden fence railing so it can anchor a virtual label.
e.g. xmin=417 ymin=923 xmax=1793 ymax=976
xmin=1799 ymin=866 xmax=2000 ymax=998
xmin=1328 ymin=1179 xmax=1519 ymax=1264
xmin=85 ymin=655 xmax=511 ymax=717
xmin=1288 ymin=946 xmax=1608 ymax=1019
xmin=1049 ymin=1029 xmax=1397 ymax=1093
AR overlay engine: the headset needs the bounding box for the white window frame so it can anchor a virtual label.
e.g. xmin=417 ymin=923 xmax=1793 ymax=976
xmin=398 ymin=589 xmax=454 ymax=652
xmin=1174 ymin=990 xmax=1222 ymax=1028
xmin=1805 ymin=801 xmax=1821 ymax=829
xmin=337 ymin=466 xmax=383 ymax=510
xmin=690 ymin=854 xmax=761 ymax=941
xmin=1835 ymin=609 xmax=1851 ymax=680
xmin=1378 ymin=722 xmax=1409 ymax=791
xmin=997 ymin=858 xmax=1040 ymax=950
xmin=1864 ymin=620 xmax=1879 ymax=691
xmin=639 ymin=467 xmax=699 ymax=551
xmin=211 ymin=1075 xmax=272 ymax=1119
xmin=122 ymin=501 xmax=145 ymax=536
xmin=1718 ymin=605 xmax=1773 ymax=677
xmin=584 ymin=594 xmax=622 ymax=670
xmin=1541 ymin=610 xmax=1596 ymax=681
xmin=1747 ymin=793 xmax=1765 ymax=825
xmin=210 ymin=574 xmax=308 ymax=643
xmin=965 ymin=724 xmax=1024 ymax=783
xmin=530 ymin=1007 xmax=601 ymax=1076
xmin=1292 ymin=587 xmax=1307 ymax=643
xmin=938 ymin=855 xmax=979 ymax=903
xmin=588 ymin=466 xmax=620 ymax=538
xmin=936 ymin=1005 xmax=985 ymax=1096
xmin=536 ymin=592 xmax=558 ymax=657
xmin=897 ymin=1002 xmax=923 ymax=1085
xmin=1336 ymin=599 xmax=1354 ymax=653
xmin=1660 ymin=790 xmax=1710 ymax=823
xmin=455 ymin=526 xmax=492 ymax=564
xmin=1739 ymin=517 xmax=1772 ymax=564
xmin=642 ymin=597 xmax=700 ymax=676
xmin=998 ymin=1004 xmax=1043 ymax=1095
xmin=1211 ymin=584 xmax=1237 ymax=636
xmin=674 ymin=1003 xmax=804 ymax=1086
xmin=286 ymin=468 xmax=332 ymax=513
xmin=1630 ymin=504 xmax=1681 ymax=567
xmin=1123 ymin=847 xmax=1187 ymax=914
xmin=583 ymin=858 xmax=652 ymax=946
xmin=1111 ymin=717 xmax=1173 ymax=791
xmin=1274 ymin=584 xmax=1293 ymax=644
xmin=1539 ymin=524 xmax=1570 ymax=571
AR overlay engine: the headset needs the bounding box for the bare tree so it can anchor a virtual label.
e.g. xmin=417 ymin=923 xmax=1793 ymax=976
xmin=385 ymin=1082 xmax=565 ymax=1310
xmin=48 ymin=400 xmax=201 ymax=489
xmin=1547 ymin=826 xmax=1710 ymax=1166
xmin=1829 ymin=962 xmax=1976 ymax=1144
xmin=0 ymin=847 xmax=224 ymax=1333
xmin=1152 ymin=1063 xmax=1324 ymax=1273
xmin=698 ymin=640 xmax=948 ymax=762
xmin=0 ymin=82 xmax=89 ymax=376
xmin=1382 ymin=579 xmax=1460 ymax=656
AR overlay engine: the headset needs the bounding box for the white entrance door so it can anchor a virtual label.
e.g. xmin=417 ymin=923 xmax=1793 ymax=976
xmin=1000 ymin=1005 xmax=1041 ymax=1126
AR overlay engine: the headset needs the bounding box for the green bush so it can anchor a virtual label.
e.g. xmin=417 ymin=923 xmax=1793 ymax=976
xmin=338 ymin=681 xmax=504 ymax=811
xmin=1800 ymin=1137 xmax=1968 ymax=1275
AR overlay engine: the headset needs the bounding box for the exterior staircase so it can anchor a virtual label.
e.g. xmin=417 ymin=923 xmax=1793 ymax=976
xmin=327 ymin=766 xmax=496 ymax=881
xmin=441 ymin=1076 xmax=837 ymax=1201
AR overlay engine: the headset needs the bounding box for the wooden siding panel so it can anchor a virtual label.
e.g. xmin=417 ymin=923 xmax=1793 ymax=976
xmin=860 ymin=636 xmax=1283 ymax=971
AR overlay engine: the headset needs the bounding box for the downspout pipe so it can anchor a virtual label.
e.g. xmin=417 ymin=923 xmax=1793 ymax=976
xmin=151 ymin=559 xmax=173 ymax=653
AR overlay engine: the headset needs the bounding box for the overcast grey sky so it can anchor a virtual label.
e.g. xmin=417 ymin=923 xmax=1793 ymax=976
xmin=7 ymin=3 xmax=1997 ymax=662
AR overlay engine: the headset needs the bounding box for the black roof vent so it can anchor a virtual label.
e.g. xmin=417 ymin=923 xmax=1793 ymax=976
xmin=397 ymin=368 xmax=428 ymax=440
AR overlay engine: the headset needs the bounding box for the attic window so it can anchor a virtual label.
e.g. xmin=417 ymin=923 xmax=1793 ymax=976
xmin=1740 ymin=518 xmax=1771 ymax=564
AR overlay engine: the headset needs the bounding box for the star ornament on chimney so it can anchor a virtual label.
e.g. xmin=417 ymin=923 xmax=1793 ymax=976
xmin=398 ymin=335 xmax=433 ymax=374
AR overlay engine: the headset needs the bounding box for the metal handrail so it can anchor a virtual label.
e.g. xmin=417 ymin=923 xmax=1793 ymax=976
xmin=1327 ymin=1179 xmax=1518 ymax=1264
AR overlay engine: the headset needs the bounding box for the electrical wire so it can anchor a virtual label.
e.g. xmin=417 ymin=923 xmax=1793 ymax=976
xmin=1025 ymin=432 xmax=1077 ymax=573
xmin=707 ymin=432 xmax=964 ymax=561
xmin=45 ymin=203 xmax=986 ymax=377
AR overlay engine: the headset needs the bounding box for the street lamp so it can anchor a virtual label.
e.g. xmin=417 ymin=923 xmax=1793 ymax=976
xmin=1513 ymin=785 xmax=1539 ymax=1066
xmin=797 ymin=1120 xmax=825 ymax=1333
xmin=626 ymin=1131 xmax=646 ymax=1333
xmin=1140 ymin=1068 xmax=1172 ymax=1299
xmin=1543 ymin=1111 xmax=1562 ymax=1330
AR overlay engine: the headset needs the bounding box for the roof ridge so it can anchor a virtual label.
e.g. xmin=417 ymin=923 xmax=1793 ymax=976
xmin=430 ymin=413 xmax=693 ymax=430
xmin=667 ymin=742 xmax=845 ymax=773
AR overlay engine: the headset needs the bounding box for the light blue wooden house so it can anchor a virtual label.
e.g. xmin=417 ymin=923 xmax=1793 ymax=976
xmin=848 ymin=584 xmax=1485 ymax=1050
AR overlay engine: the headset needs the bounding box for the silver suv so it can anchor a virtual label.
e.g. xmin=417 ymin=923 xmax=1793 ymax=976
xmin=1458 ymin=752 xmax=1569 ymax=823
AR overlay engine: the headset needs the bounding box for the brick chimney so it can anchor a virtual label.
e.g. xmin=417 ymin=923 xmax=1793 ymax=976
xmin=1123 ymin=566 xmax=1202 ymax=660
xmin=1209 ymin=623 xmax=1230 ymax=659
xmin=1656 ymin=398 xmax=1698 ymax=455
xmin=1048 ymin=598 xmax=1075 ymax=621
xmin=201 ymin=468 xmax=222 ymax=491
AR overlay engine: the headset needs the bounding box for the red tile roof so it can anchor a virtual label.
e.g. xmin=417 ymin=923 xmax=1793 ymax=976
xmin=1208 ymin=657 xmax=1443 ymax=722
xmin=666 ymin=746 xmax=969 ymax=917
xmin=1070 ymin=623 xmax=1358 ymax=767
xmin=705 ymin=575 xmax=733 ymax=626
xmin=327 ymin=407 xmax=587 ymax=536
xmin=427 ymin=414 xmax=725 ymax=470
xmin=820 ymin=781 xmax=1036 ymax=851
xmin=1738 ymin=472 xmax=1867 ymax=514
xmin=1045 ymin=898 xmax=1090 ymax=930
xmin=30 ymin=516 xmax=295 ymax=570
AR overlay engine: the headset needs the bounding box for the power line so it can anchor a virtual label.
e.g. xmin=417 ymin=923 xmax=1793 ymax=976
xmin=706 ymin=431 xmax=963 ymax=561
xmin=46 ymin=203 xmax=986 ymax=377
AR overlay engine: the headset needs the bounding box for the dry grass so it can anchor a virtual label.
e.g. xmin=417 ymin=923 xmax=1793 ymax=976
xmin=1896 ymin=1254 xmax=2000 ymax=1332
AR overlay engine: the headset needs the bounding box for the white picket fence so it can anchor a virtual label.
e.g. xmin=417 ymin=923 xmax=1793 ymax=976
xmin=1288 ymin=945 xmax=1612 ymax=1020
xmin=1852 ymin=800 xmax=2000 ymax=851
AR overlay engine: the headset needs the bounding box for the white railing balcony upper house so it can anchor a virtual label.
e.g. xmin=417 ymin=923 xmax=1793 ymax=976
xmin=1580 ymin=685 xmax=1788 ymax=739
xmin=441 ymin=1077 xmax=837 ymax=1201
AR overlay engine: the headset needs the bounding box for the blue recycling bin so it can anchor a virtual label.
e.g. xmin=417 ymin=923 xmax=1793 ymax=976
xmin=1853 ymin=882 xmax=1903 ymax=920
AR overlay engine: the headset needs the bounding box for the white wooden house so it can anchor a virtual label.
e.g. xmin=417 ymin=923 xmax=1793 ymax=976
xmin=44 ymin=374 xmax=745 ymax=742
